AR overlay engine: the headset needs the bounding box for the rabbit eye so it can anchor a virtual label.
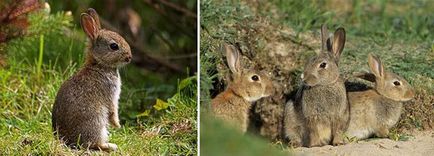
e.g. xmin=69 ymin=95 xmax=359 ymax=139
xmin=319 ymin=62 xmax=327 ymax=68
xmin=393 ymin=81 xmax=401 ymax=86
xmin=251 ymin=75 xmax=259 ymax=81
xmin=109 ymin=43 xmax=119 ymax=51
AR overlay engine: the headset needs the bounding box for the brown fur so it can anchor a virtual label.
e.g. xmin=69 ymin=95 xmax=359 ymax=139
xmin=346 ymin=53 xmax=415 ymax=139
xmin=52 ymin=8 xmax=131 ymax=151
xmin=283 ymin=100 xmax=305 ymax=147
xmin=283 ymin=25 xmax=349 ymax=147
xmin=211 ymin=44 xmax=274 ymax=133
xmin=299 ymin=77 xmax=348 ymax=147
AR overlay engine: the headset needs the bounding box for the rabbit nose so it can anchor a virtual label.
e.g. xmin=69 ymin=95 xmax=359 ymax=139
xmin=124 ymin=56 xmax=132 ymax=62
xmin=302 ymin=73 xmax=314 ymax=82
xmin=302 ymin=74 xmax=317 ymax=86
xmin=405 ymin=90 xmax=415 ymax=99
xmin=264 ymin=85 xmax=274 ymax=96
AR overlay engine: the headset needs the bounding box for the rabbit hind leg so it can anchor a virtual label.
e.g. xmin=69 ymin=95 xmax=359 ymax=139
xmin=90 ymin=126 xmax=118 ymax=151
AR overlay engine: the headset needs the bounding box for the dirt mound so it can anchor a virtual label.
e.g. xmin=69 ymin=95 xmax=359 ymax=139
xmin=223 ymin=18 xmax=319 ymax=140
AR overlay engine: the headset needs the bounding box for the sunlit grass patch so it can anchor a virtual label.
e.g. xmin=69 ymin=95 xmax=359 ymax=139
xmin=0 ymin=7 xmax=197 ymax=155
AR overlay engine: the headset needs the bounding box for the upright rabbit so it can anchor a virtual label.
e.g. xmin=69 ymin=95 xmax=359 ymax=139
xmin=211 ymin=44 xmax=274 ymax=133
xmin=346 ymin=53 xmax=415 ymax=140
xmin=52 ymin=8 xmax=132 ymax=151
xmin=296 ymin=25 xmax=349 ymax=147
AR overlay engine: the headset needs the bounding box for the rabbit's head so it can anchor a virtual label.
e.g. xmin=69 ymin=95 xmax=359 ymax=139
xmin=81 ymin=8 xmax=132 ymax=68
xmin=302 ymin=25 xmax=346 ymax=86
xmin=224 ymin=44 xmax=274 ymax=102
xmin=356 ymin=53 xmax=415 ymax=101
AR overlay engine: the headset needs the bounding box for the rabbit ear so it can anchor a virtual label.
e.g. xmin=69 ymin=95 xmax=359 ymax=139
xmin=321 ymin=24 xmax=330 ymax=51
xmin=331 ymin=27 xmax=346 ymax=61
xmin=354 ymin=72 xmax=376 ymax=83
xmin=86 ymin=8 xmax=101 ymax=29
xmin=224 ymin=44 xmax=241 ymax=74
xmin=368 ymin=53 xmax=384 ymax=78
xmin=81 ymin=13 xmax=98 ymax=40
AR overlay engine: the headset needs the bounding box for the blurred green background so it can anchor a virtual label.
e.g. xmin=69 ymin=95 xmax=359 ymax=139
xmin=200 ymin=0 xmax=433 ymax=155
xmin=0 ymin=0 xmax=197 ymax=155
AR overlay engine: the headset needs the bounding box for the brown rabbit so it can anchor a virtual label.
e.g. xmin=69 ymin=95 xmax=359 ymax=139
xmin=294 ymin=24 xmax=349 ymax=147
xmin=283 ymin=99 xmax=305 ymax=147
xmin=346 ymin=53 xmax=415 ymax=140
xmin=52 ymin=8 xmax=132 ymax=151
xmin=211 ymin=44 xmax=274 ymax=133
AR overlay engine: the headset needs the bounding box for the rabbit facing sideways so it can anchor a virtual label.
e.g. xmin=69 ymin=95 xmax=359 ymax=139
xmin=285 ymin=25 xmax=349 ymax=147
xmin=346 ymin=53 xmax=415 ymax=140
xmin=211 ymin=44 xmax=274 ymax=133
xmin=52 ymin=8 xmax=132 ymax=151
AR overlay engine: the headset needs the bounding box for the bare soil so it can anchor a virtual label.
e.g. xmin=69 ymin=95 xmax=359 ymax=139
xmin=291 ymin=131 xmax=434 ymax=156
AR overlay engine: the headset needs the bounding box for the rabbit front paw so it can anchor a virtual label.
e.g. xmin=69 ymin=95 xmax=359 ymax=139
xmin=109 ymin=113 xmax=121 ymax=128
xmin=113 ymin=122 xmax=121 ymax=128
xmin=111 ymin=120 xmax=121 ymax=128
xmin=332 ymin=134 xmax=345 ymax=146
xmin=110 ymin=118 xmax=121 ymax=128
xmin=375 ymin=127 xmax=389 ymax=138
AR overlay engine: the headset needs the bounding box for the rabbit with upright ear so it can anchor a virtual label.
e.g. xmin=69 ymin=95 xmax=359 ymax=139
xmin=211 ymin=44 xmax=274 ymax=133
xmin=346 ymin=53 xmax=415 ymax=139
xmin=52 ymin=8 xmax=132 ymax=151
xmin=294 ymin=24 xmax=349 ymax=147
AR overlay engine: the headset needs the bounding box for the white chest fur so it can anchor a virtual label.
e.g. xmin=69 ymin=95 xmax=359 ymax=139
xmin=113 ymin=70 xmax=121 ymax=106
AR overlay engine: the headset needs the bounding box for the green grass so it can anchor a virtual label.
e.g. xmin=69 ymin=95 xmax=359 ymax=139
xmin=200 ymin=0 xmax=433 ymax=154
xmin=200 ymin=115 xmax=288 ymax=156
xmin=0 ymin=8 xmax=196 ymax=155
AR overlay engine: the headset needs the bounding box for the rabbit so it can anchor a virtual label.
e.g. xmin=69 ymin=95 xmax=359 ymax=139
xmin=52 ymin=8 xmax=132 ymax=151
xmin=346 ymin=53 xmax=415 ymax=140
xmin=283 ymin=99 xmax=306 ymax=147
xmin=293 ymin=24 xmax=349 ymax=147
xmin=211 ymin=43 xmax=274 ymax=133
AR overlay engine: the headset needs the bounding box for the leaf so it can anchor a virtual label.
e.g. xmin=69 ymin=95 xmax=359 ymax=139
xmin=136 ymin=109 xmax=151 ymax=117
xmin=398 ymin=134 xmax=414 ymax=141
xmin=153 ymin=98 xmax=169 ymax=111
xmin=178 ymin=76 xmax=194 ymax=90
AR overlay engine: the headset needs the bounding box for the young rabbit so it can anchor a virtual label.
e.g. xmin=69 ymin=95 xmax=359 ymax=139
xmin=295 ymin=24 xmax=349 ymax=147
xmin=211 ymin=44 xmax=274 ymax=133
xmin=346 ymin=53 xmax=415 ymax=140
xmin=283 ymin=99 xmax=305 ymax=147
xmin=52 ymin=8 xmax=132 ymax=151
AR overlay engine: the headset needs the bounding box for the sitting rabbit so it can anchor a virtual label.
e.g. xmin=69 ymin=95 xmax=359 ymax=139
xmin=211 ymin=44 xmax=274 ymax=133
xmin=291 ymin=24 xmax=349 ymax=147
xmin=346 ymin=53 xmax=415 ymax=139
xmin=52 ymin=8 xmax=132 ymax=151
